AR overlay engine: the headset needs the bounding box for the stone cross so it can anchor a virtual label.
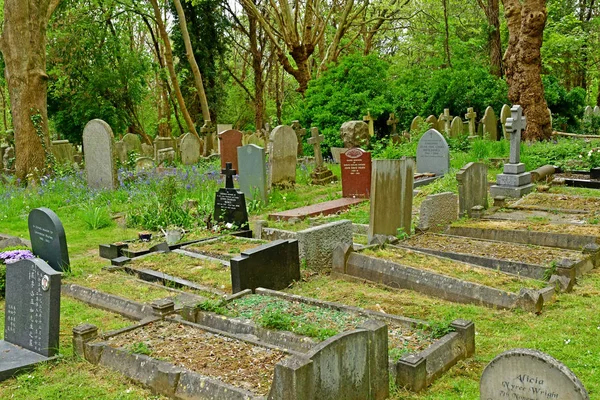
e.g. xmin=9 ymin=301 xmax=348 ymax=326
xmin=291 ymin=120 xmax=306 ymax=156
xmin=439 ymin=109 xmax=452 ymax=134
xmin=363 ymin=111 xmax=375 ymax=136
xmin=465 ymin=107 xmax=477 ymax=136
xmin=200 ymin=120 xmax=214 ymax=156
xmin=506 ymin=105 xmax=526 ymax=164
xmin=307 ymin=127 xmax=324 ymax=168
xmin=222 ymin=162 xmax=237 ymax=189
xmin=386 ymin=113 xmax=399 ymax=135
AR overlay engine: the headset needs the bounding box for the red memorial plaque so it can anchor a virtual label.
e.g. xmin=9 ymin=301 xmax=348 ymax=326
xmin=218 ymin=129 xmax=243 ymax=173
xmin=341 ymin=148 xmax=372 ymax=198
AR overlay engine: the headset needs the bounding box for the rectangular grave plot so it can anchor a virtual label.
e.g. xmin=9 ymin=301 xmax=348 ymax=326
xmin=230 ymin=240 xmax=300 ymax=293
xmin=181 ymin=235 xmax=268 ymax=261
xmin=510 ymin=193 xmax=600 ymax=214
xmin=99 ymin=235 xmax=219 ymax=260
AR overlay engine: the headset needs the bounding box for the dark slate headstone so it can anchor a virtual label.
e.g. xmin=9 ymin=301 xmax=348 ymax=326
xmin=213 ymin=163 xmax=249 ymax=230
xmin=28 ymin=208 xmax=70 ymax=272
xmin=230 ymin=239 xmax=300 ymax=293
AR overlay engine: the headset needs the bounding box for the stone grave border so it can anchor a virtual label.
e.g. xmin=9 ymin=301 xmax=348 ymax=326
xmin=395 ymin=233 xmax=594 ymax=281
xmin=74 ymin=313 xmax=390 ymax=399
xmin=508 ymin=194 xmax=592 ymax=214
xmin=333 ymin=244 xmax=552 ymax=313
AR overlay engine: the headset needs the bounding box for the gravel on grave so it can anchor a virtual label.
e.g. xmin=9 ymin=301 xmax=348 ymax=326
xmin=403 ymin=233 xmax=583 ymax=266
xmin=105 ymin=321 xmax=286 ymax=395
xmin=554 ymin=172 xmax=598 ymax=181
xmin=454 ymin=219 xmax=600 ymax=236
xmin=516 ymin=193 xmax=600 ymax=211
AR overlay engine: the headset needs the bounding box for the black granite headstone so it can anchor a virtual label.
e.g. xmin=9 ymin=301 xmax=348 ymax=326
xmin=230 ymin=239 xmax=300 ymax=293
xmin=28 ymin=208 xmax=70 ymax=272
xmin=213 ymin=163 xmax=249 ymax=230
xmin=0 ymin=258 xmax=61 ymax=381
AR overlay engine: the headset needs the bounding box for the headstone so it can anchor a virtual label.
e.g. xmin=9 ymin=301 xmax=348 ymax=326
xmin=291 ymin=120 xmax=307 ymax=156
xmin=51 ymin=140 xmax=74 ymax=165
xmin=237 ymin=144 xmax=268 ymax=203
xmin=363 ymin=111 xmax=375 ymax=136
xmin=246 ymin=132 xmax=265 ymax=147
xmin=594 ymin=106 xmax=600 ymax=116
xmin=308 ymin=127 xmax=337 ymax=185
xmin=141 ymin=143 xmax=154 ymax=157
xmin=439 ymin=109 xmax=452 ymax=135
xmin=156 ymin=147 xmax=175 ymax=166
xmin=28 ymin=208 xmax=70 ymax=272
xmin=218 ymin=129 xmax=243 ymax=172
xmin=341 ymin=148 xmax=371 ymax=198
xmin=450 ymin=116 xmax=463 ymax=138
xmin=3 ymin=146 xmax=14 ymax=172
xmin=410 ymin=116 xmax=424 ymax=133
xmin=135 ymin=157 xmax=155 ymax=172
xmin=387 ymin=113 xmax=399 ymax=135
xmin=268 ymin=125 xmax=297 ymax=187
xmin=122 ymin=133 xmax=142 ymax=156
xmin=83 ymin=119 xmax=117 ymax=190
xmin=490 ymin=105 xmax=535 ymax=198
xmin=368 ymin=157 xmax=414 ymax=242
xmin=180 ymin=132 xmax=202 ymax=165
xmin=417 ymin=192 xmax=458 ymax=232
xmin=154 ymin=136 xmax=178 ymax=159
xmin=465 ymin=107 xmax=478 ymax=137
xmin=500 ymin=104 xmax=511 ymax=140
xmin=425 ymin=115 xmax=438 ymax=130
xmin=480 ymin=349 xmax=589 ymax=400
xmin=114 ymin=140 xmax=127 ymax=163
xmin=216 ymin=124 xmax=233 ymax=134
xmin=230 ymin=239 xmax=300 ymax=293
xmin=340 ymin=121 xmax=370 ymax=148
xmin=548 ymin=108 xmax=553 ymax=129
xmin=0 ymin=258 xmax=61 ymax=381
xmin=457 ymin=162 xmax=488 ymax=217
xmin=213 ymin=162 xmax=249 ymax=230
xmin=330 ymin=147 xmax=347 ymax=164
xmin=416 ymin=129 xmax=450 ymax=176
xmin=482 ymin=106 xmax=498 ymax=140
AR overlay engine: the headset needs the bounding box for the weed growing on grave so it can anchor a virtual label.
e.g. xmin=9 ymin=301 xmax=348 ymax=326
xmin=195 ymin=299 xmax=230 ymax=315
xmin=80 ymin=206 xmax=113 ymax=230
xmin=128 ymin=341 xmax=152 ymax=356
xmin=425 ymin=321 xmax=455 ymax=339
xmin=543 ymin=261 xmax=559 ymax=281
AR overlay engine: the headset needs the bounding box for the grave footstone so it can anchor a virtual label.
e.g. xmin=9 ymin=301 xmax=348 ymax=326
xmin=490 ymin=105 xmax=535 ymax=198
xmin=480 ymin=349 xmax=589 ymax=399
xmin=500 ymin=104 xmax=511 ymax=140
xmin=237 ymin=144 xmax=268 ymax=203
xmin=28 ymin=208 xmax=70 ymax=273
xmin=218 ymin=129 xmax=243 ymax=172
xmin=268 ymin=125 xmax=297 ymax=187
xmin=368 ymin=157 xmax=414 ymax=242
xmin=180 ymin=132 xmax=202 ymax=165
xmin=83 ymin=119 xmax=117 ymax=190
xmin=0 ymin=258 xmax=61 ymax=381
xmin=417 ymin=192 xmax=458 ymax=232
xmin=416 ymin=129 xmax=450 ymax=176
xmin=456 ymin=162 xmax=488 ymax=217
xmin=213 ymin=162 xmax=249 ymax=230
xmin=482 ymin=106 xmax=498 ymax=140
xmin=308 ymin=127 xmax=337 ymax=185
xmin=450 ymin=116 xmax=463 ymax=138
xmin=341 ymin=148 xmax=372 ymax=198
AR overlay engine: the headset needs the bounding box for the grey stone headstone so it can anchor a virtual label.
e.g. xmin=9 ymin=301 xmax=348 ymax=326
xmin=114 ymin=140 xmax=127 ymax=163
xmin=122 ymin=133 xmax=142 ymax=156
xmin=500 ymin=104 xmax=511 ymax=140
xmin=330 ymin=147 xmax=347 ymax=164
xmin=4 ymin=258 xmax=61 ymax=357
xmin=268 ymin=125 xmax=297 ymax=187
xmin=584 ymin=105 xmax=593 ymax=117
xmin=410 ymin=116 xmax=424 ymax=133
xmin=417 ymin=192 xmax=458 ymax=232
xmin=425 ymin=115 xmax=438 ymax=130
xmin=416 ymin=129 xmax=450 ymax=176
xmin=83 ymin=119 xmax=117 ymax=190
xmin=135 ymin=157 xmax=155 ymax=172
xmin=482 ymin=106 xmax=498 ymax=140
xmin=594 ymin=106 xmax=600 ymax=116
xmin=180 ymin=133 xmax=201 ymax=165
xmin=456 ymin=162 xmax=488 ymax=218
xmin=237 ymin=144 xmax=268 ymax=203
xmin=157 ymin=147 xmax=175 ymax=166
xmin=141 ymin=143 xmax=154 ymax=157
xmin=217 ymin=124 xmax=233 ymax=134
xmin=51 ymin=140 xmax=74 ymax=164
xmin=480 ymin=349 xmax=589 ymax=399
xmin=28 ymin=208 xmax=69 ymax=272
xmin=450 ymin=116 xmax=463 ymax=138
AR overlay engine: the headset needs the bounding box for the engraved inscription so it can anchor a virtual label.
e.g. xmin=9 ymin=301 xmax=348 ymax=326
xmin=216 ymin=191 xmax=242 ymax=211
xmin=32 ymin=224 xmax=55 ymax=244
xmin=488 ymin=374 xmax=560 ymax=400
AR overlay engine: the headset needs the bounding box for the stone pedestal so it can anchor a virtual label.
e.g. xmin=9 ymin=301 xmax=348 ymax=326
xmin=311 ymin=167 xmax=337 ymax=185
xmin=490 ymin=163 xmax=534 ymax=198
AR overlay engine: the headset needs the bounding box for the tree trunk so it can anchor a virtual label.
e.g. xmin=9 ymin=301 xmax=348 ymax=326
xmin=442 ymin=0 xmax=452 ymax=68
xmin=486 ymin=0 xmax=503 ymax=77
xmin=502 ymin=0 xmax=551 ymax=140
xmin=1 ymin=0 xmax=60 ymax=181
xmin=248 ymin=12 xmax=265 ymax=131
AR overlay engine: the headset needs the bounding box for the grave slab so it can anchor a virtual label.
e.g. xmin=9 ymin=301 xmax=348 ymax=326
xmin=0 ymin=341 xmax=52 ymax=381
xmin=268 ymin=198 xmax=365 ymax=221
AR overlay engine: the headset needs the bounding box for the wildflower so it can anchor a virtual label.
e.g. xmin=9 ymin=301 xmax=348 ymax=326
xmin=564 ymin=339 xmax=571 ymax=345
xmin=0 ymin=249 xmax=34 ymax=264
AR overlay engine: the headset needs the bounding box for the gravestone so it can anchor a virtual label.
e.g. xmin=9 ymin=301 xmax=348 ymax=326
xmin=584 ymin=106 xmax=593 ymax=121
xmin=51 ymin=140 xmax=74 ymax=165
xmin=141 ymin=143 xmax=154 ymax=157
xmin=410 ymin=116 xmax=424 ymax=133
xmin=341 ymin=148 xmax=371 ymax=198
xmin=0 ymin=258 xmax=61 ymax=381
xmin=114 ymin=140 xmax=127 ymax=163
xmin=237 ymin=144 xmax=268 ymax=203
xmin=180 ymin=132 xmax=201 ymax=165
xmin=500 ymin=104 xmax=511 ymax=140
xmin=83 ymin=119 xmax=117 ymax=190
xmin=594 ymin=106 xmax=600 ymax=116
xmin=246 ymin=132 xmax=265 ymax=147
xmin=213 ymin=162 xmax=249 ymax=230
xmin=218 ymin=129 xmax=243 ymax=172
xmin=217 ymin=124 xmax=233 ymax=135
xmin=156 ymin=147 xmax=175 ymax=166
xmin=480 ymin=349 xmax=589 ymax=399
xmin=387 ymin=113 xmax=399 ymax=136
xmin=416 ymin=129 xmax=450 ymax=176
xmin=268 ymin=125 xmax=297 ymax=187
xmin=122 ymin=133 xmax=142 ymax=156
xmin=425 ymin=115 xmax=438 ymax=130
xmin=135 ymin=157 xmax=155 ymax=172
xmin=439 ymin=109 xmax=452 ymax=135
xmin=548 ymin=108 xmax=553 ymax=129
xmin=417 ymin=192 xmax=458 ymax=232
xmin=291 ymin=120 xmax=307 ymax=156
xmin=3 ymin=146 xmax=14 ymax=172
xmin=28 ymin=208 xmax=70 ymax=272
xmin=465 ymin=108 xmax=478 ymax=138
xmin=154 ymin=136 xmax=178 ymax=159
xmin=230 ymin=239 xmax=300 ymax=293
xmin=330 ymin=147 xmax=347 ymax=163
xmin=457 ymin=162 xmax=488 ymax=217
xmin=490 ymin=105 xmax=535 ymax=198
xmin=368 ymin=157 xmax=414 ymax=242
xmin=450 ymin=116 xmax=463 ymax=138
xmin=308 ymin=127 xmax=337 ymax=185
xmin=363 ymin=111 xmax=375 ymax=137
xmin=482 ymin=106 xmax=498 ymax=140
xmin=340 ymin=121 xmax=370 ymax=148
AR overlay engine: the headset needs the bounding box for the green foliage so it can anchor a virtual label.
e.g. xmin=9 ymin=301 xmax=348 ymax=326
xmin=426 ymin=321 xmax=455 ymax=339
xmin=0 ymin=263 xmax=5 ymax=298
xmin=542 ymin=75 xmax=586 ymax=132
xmin=80 ymin=206 xmax=113 ymax=230
xmin=128 ymin=342 xmax=152 ymax=356
xmin=195 ymin=299 xmax=230 ymax=315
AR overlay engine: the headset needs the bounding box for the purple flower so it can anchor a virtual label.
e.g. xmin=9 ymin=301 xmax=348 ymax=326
xmin=0 ymin=250 xmax=34 ymax=264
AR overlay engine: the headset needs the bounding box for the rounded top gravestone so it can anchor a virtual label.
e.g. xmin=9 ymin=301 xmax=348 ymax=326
xmin=82 ymin=119 xmax=117 ymax=190
xmin=28 ymin=207 xmax=69 ymax=272
xmin=480 ymin=348 xmax=589 ymax=400
xmin=416 ymin=129 xmax=450 ymax=176
xmin=268 ymin=125 xmax=298 ymax=187
xmin=180 ymin=132 xmax=201 ymax=165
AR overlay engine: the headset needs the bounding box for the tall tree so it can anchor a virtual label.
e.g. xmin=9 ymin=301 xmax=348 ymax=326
xmin=1 ymin=0 xmax=62 ymax=181
xmin=503 ymin=0 xmax=552 ymax=140
xmin=478 ymin=0 xmax=503 ymax=76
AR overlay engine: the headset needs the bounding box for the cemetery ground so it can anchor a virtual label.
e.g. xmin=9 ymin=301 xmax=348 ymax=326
xmin=1 ymin=139 xmax=600 ymax=398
